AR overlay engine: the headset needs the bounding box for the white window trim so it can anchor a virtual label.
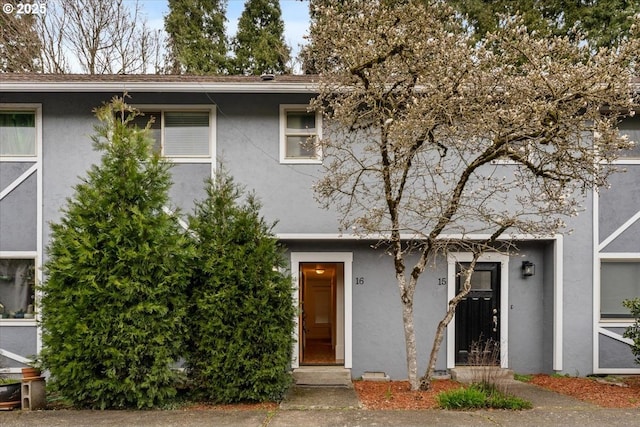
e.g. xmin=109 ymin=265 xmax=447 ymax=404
xmin=132 ymin=104 xmax=216 ymax=164
xmin=279 ymin=104 xmax=322 ymax=164
xmin=0 ymin=104 xmax=41 ymax=161
xmin=597 ymin=256 xmax=640 ymax=322
xmin=593 ymin=185 xmax=640 ymax=373
xmin=446 ymin=252 xmax=510 ymax=369
xmin=290 ymin=252 xmax=352 ymax=369
xmin=0 ymin=104 xmax=42 ymax=356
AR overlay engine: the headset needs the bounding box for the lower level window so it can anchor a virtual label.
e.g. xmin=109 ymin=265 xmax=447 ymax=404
xmin=601 ymin=261 xmax=640 ymax=318
xmin=0 ymin=259 xmax=35 ymax=319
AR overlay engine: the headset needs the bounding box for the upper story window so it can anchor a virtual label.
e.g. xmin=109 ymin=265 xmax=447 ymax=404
xmin=279 ymin=105 xmax=322 ymax=164
xmin=618 ymin=116 xmax=640 ymax=159
xmin=0 ymin=110 xmax=37 ymax=157
xmin=131 ymin=107 xmax=214 ymax=159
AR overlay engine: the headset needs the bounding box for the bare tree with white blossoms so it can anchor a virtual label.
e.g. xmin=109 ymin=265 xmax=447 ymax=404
xmin=308 ymin=0 xmax=640 ymax=390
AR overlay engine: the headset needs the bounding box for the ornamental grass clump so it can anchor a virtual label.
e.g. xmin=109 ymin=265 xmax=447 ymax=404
xmin=437 ymin=384 xmax=532 ymax=410
xmin=439 ymin=339 xmax=531 ymax=410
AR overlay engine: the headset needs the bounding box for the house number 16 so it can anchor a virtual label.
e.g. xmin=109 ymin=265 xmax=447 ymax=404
xmin=355 ymin=277 xmax=365 ymax=285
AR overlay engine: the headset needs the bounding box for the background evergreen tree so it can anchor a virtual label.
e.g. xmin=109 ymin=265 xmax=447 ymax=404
xmin=0 ymin=0 xmax=41 ymax=72
xmin=164 ymin=0 xmax=229 ymax=74
xmin=185 ymin=169 xmax=295 ymax=402
xmin=449 ymin=0 xmax=640 ymax=49
xmin=232 ymin=0 xmax=290 ymax=75
xmin=40 ymin=97 xmax=193 ymax=409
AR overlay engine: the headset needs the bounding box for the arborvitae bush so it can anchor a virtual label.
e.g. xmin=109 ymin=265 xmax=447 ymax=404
xmin=624 ymin=298 xmax=640 ymax=364
xmin=185 ymin=169 xmax=295 ymax=402
xmin=40 ymin=97 xmax=193 ymax=409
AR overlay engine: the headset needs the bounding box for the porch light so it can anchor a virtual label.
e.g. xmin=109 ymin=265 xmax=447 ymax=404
xmin=315 ymin=266 xmax=325 ymax=275
xmin=521 ymin=261 xmax=535 ymax=278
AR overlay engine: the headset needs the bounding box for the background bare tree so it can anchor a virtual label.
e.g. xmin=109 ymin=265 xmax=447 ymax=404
xmin=309 ymin=0 xmax=639 ymax=390
xmin=39 ymin=0 xmax=163 ymax=74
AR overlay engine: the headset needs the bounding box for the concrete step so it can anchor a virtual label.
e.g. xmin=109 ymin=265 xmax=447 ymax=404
xmin=293 ymin=366 xmax=352 ymax=387
xmin=449 ymin=366 xmax=514 ymax=384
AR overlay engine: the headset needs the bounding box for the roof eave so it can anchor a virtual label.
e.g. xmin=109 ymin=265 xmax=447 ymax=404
xmin=0 ymin=81 xmax=319 ymax=93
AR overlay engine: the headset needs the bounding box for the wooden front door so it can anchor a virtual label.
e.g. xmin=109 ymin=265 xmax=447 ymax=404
xmin=455 ymin=262 xmax=501 ymax=365
xmin=300 ymin=263 xmax=341 ymax=365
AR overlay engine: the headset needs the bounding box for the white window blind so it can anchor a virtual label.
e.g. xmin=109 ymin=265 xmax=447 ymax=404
xmin=163 ymin=111 xmax=210 ymax=157
xmin=601 ymin=262 xmax=640 ymax=317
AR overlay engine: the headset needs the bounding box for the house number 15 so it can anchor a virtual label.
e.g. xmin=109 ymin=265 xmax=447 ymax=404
xmin=355 ymin=277 xmax=365 ymax=285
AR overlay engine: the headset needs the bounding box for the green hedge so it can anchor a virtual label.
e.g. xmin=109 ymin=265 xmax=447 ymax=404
xmin=185 ymin=170 xmax=295 ymax=402
xmin=40 ymin=98 xmax=193 ymax=409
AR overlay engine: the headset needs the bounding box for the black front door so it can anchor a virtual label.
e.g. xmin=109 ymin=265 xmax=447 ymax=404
xmin=455 ymin=262 xmax=501 ymax=365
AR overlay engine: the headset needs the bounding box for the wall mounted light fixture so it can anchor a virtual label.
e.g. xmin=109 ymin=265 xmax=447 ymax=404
xmin=521 ymin=261 xmax=535 ymax=278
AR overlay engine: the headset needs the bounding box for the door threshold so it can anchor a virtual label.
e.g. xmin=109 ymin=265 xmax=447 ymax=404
xmin=450 ymin=366 xmax=514 ymax=384
xmin=301 ymin=363 xmax=343 ymax=367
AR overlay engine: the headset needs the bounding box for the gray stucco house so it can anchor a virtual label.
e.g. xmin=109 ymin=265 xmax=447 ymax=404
xmin=1 ymin=74 xmax=639 ymax=380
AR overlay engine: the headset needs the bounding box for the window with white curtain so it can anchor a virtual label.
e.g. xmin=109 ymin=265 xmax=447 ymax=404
xmin=601 ymin=261 xmax=640 ymax=318
xmin=131 ymin=109 xmax=211 ymax=158
xmin=0 ymin=111 xmax=36 ymax=156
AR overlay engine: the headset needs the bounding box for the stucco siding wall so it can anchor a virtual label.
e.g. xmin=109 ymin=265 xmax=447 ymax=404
xmin=599 ymin=329 xmax=636 ymax=368
xmin=599 ymin=166 xmax=640 ymax=252
xmin=0 ymin=166 xmax=36 ymax=251
xmin=0 ymin=325 xmax=37 ymax=365
xmin=213 ymin=93 xmax=340 ymax=234
xmin=285 ymin=239 xmax=553 ymax=380
xmin=507 ymin=241 xmax=550 ymax=374
xmin=561 ymin=192 xmax=595 ymax=376
xmin=0 ymin=92 xmax=218 ymax=257
xmin=1 ymin=89 xmax=608 ymax=377
xmin=169 ymin=164 xmax=210 ymax=213
xmin=0 ymin=91 xmax=339 ymax=235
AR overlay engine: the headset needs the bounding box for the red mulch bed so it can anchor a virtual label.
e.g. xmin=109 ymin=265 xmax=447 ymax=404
xmin=354 ymin=375 xmax=640 ymax=410
xmin=529 ymin=374 xmax=640 ymax=408
xmin=354 ymin=379 xmax=462 ymax=410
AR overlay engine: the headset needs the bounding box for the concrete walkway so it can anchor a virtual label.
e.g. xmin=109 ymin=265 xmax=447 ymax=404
xmin=2 ymin=381 xmax=640 ymax=426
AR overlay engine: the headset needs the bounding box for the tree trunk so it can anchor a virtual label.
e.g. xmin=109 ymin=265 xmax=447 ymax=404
xmin=401 ymin=297 xmax=419 ymax=390
xmin=419 ymin=261 xmax=476 ymax=390
xmin=419 ymin=301 xmax=457 ymax=390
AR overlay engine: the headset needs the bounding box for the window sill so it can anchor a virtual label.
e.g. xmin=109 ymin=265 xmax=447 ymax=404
xmin=280 ymin=158 xmax=323 ymax=165
xmin=0 ymin=156 xmax=37 ymax=162
xmin=163 ymin=157 xmax=213 ymax=163
xmin=0 ymin=319 xmax=37 ymax=327
xmin=599 ymin=318 xmax=634 ymax=324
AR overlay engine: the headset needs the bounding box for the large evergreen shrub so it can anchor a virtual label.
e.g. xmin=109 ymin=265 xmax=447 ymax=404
xmin=40 ymin=97 xmax=193 ymax=409
xmin=186 ymin=169 xmax=295 ymax=402
xmin=624 ymin=298 xmax=640 ymax=364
